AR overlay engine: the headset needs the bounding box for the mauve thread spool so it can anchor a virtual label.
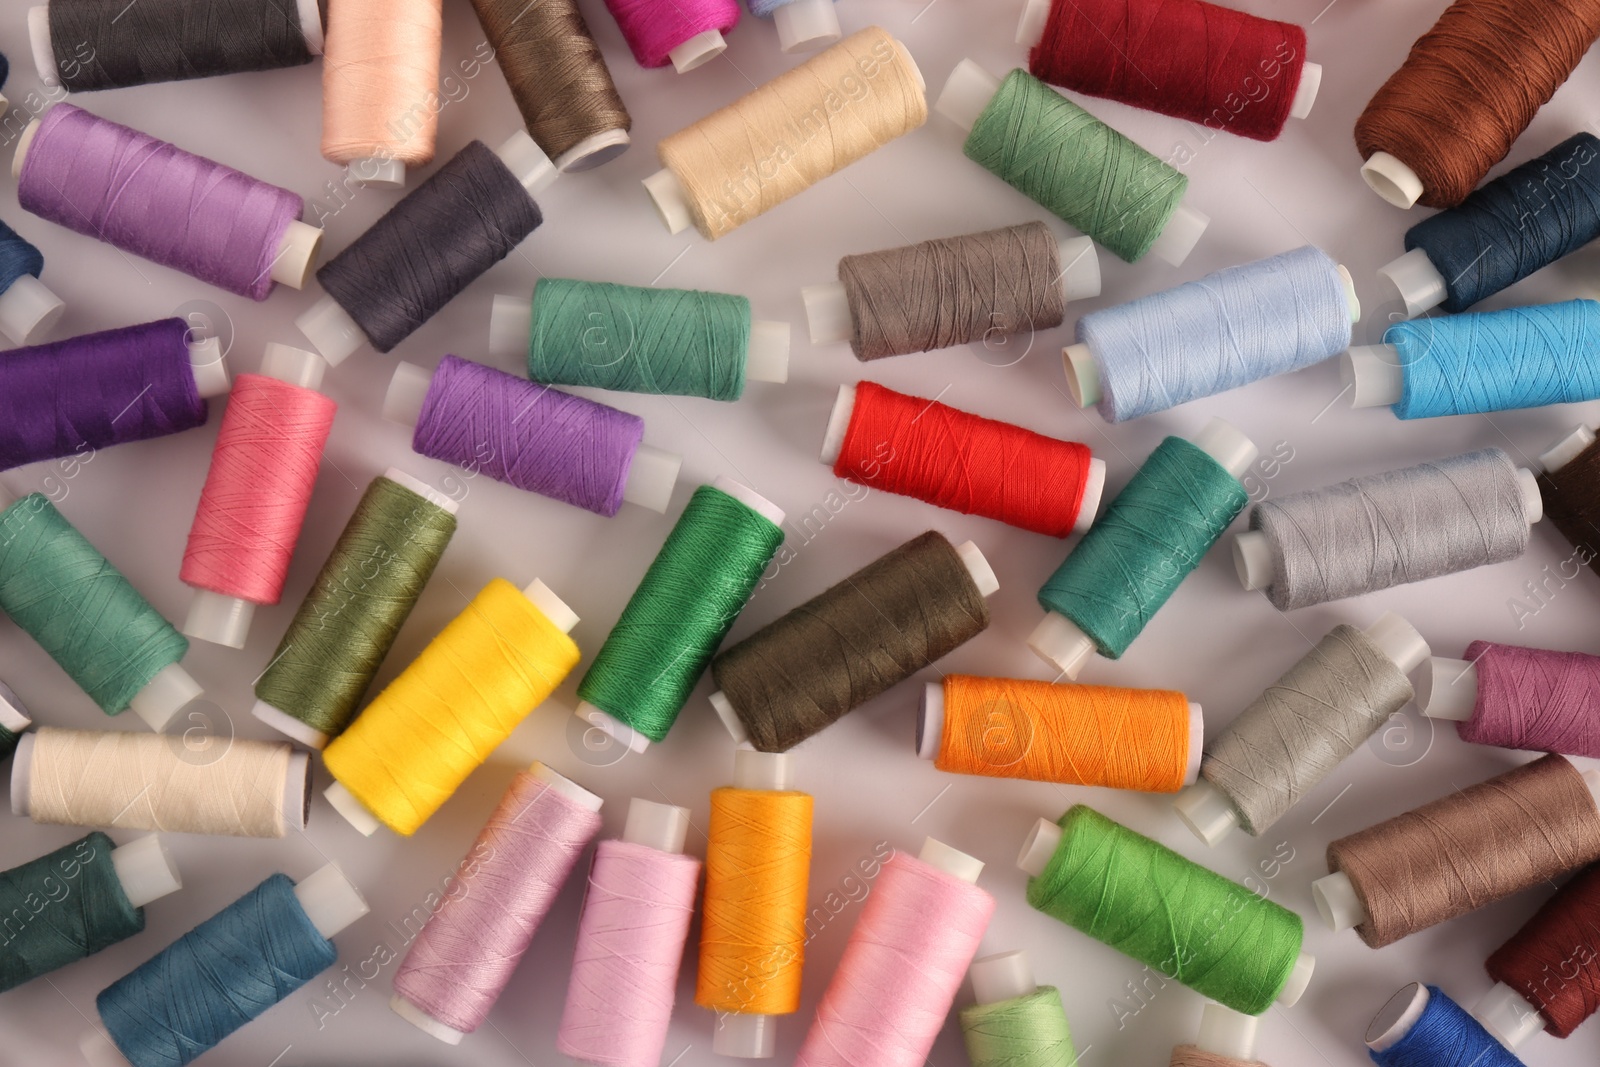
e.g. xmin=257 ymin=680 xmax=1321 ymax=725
xmin=1314 ymin=754 xmax=1600 ymax=948
xmin=1535 ymin=423 xmax=1600 ymax=582
xmin=1477 ymin=862 xmax=1600 ymax=1044
xmin=1419 ymin=641 xmax=1600 ymax=759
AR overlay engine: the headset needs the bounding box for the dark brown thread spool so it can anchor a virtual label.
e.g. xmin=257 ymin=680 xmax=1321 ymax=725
xmin=1536 ymin=425 xmax=1600 ymax=582
xmin=1484 ymin=861 xmax=1600 ymax=1038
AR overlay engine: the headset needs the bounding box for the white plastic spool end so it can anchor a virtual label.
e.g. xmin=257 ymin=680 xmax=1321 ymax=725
xmin=1517 ymin=468 xmax=1543 ymax=524
xmin=489 ymin=294 xmax=533 ymax=360
xmin=384 ymin=362 xmax=433 ymax=427
xmin=1363 ymin=612 xmax=1429 ymax=676
xmin=187 ymin=336 xmax=230 ymax=398
xmin=669 ymin=29 xmax=727 ymax=73
xmin=713 ymin=476 xmax=786 ymax=526
xmin=1197 ymin=1002 xmax=1259 ymax=1059
xmin=714 ymin=1012 xmax=777 ymax=1058
xmin=296 ymin=0 xmax=324 ymax=53
xmin=391 ymin=994 xmax=465 ymax=1045
xmin=1148 ymin=203 xmax=1210 ymax=267
xmin=296 ymin=295 xmax=365 ymax=365
xmin=182 ymin=590 xmax=255 ymax=649
xmin=285 ymin=751 xmax=311 ymax=830
xmin=0 ymin=681 xmax=31 ymax=733
xmin=818 ymin=383 xmax=857 ymax=466
xmin=1289 ymin=61 xmax=1322 ymax=121
xmin=1232 ymin=530 xmax=1273 ymax=591
xmin=917 ymin=682 xmax=943 ymax=760
xmin=1415 ymin=657 xmax=1477 ymax=722
xmin=1016 ymin=0 xmax=1051 ymax=46
xmin=495 ymin=130 xmax=558 ymax=195
xmin=529 ymin=760 xmax=604 ymax=811
xmin=1016 ymin=816 xmax=1062 ymax=876
xmin=803 ymin=282 xmax=852 ymax=345
xmin=1059 ymin=236 xmax=1101 ymax=301
xmin=324 ymin=780 xmax=382 ymax=836
xmin=1173 ymin=780 xmax=1241 ymax=846
xmin=1337 ymin=264 xmax=1361 ymax=322
xmin=1341 ymin=345 xmax=1404 ymax=408
xmin=1312 ymin=871 xmax=1366 ymax=930
xmin=383 ymin=467 xmax=459 ymax=515
xmin=1192 ymin=417 xmax=1258 ymax=480
xmin=110 ymin=835 xmax=182 ymax=909
xmin=955 ymin=540 xmax=999 ymax=597
xmin=1185 ymin=703 xmax=1203 ymax=786
xmin=126 ymin=663 xmax=203 ymax=731
xmin=747 ymin=320 xmax=790 ymax=383
xmin=348 ymin=157 xmax=405 ymax=189
xmin=1474 ymin=982 xmax=1545 ymax=1048
xmin=1076 ymin=458 xmax=1106 ymax=533
xmin=1379 ymin=248 xmax=1448 ymax=319
xmin=1063 ymin=344 xmax=1099 ymax=408
xmin=523 ymin=578 xmax=579 ymax=634
xmin=252 ymin=699 xmax=331 ymax=749
xmin=575 ymin=702 xmax=650 ymax=754
xmin=1366 ymin=983 xmax=1430 ymax=1051
xmin=644 ymin=169 xmax=693 ymax=234
xmin=1028 ymin=612 xmax=1095 ymax=679
xmin=28 ymin=8 xmax=55 ymax=88
xmin=971 ymin=950 xmax=1034 ymax=1005
xmin=554 ymin=129 xmax=631 ymax=174
xmin=1582 ymin=768 xmax=1600 ymax=813
xmin=935 ymin=59 xmax=1001 ymax=133
xmin=733 ymin=746 xmax=793 ymax=791
xmin=625 ymin=797 xmax=691 ymax=854
xmin=11 ymin=119 xmax=41 ymax=181
xmin=1362 ymin=152 xmax=1425 ymax=210
xmin=774 ymin=0 xmax=841 ymax=52
xmin=622 ymin=445 xmax=681 ymax=513
xmin=260 ymin=342 xmax=326 ymax=391
xmin=0 ymin=274 xmax=65 ymax=344
xmin=295 ymin=862 xmax=369 ymax=938
xmin=270 ymin=221 xmax=323 ymax=289
xmin=919 ymin=837 xmax=984 ymax=883
xmin=711 ymin=691 xmax=750 ymax=745
xmin=9 ymin=733 xmax=32 ymax=816
xmin=1542 ymin=425 xmax=1595 ymax=473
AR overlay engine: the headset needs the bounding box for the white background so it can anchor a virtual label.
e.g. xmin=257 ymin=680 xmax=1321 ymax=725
xmin=2 ymin=0 xmax=1600 ymax=1065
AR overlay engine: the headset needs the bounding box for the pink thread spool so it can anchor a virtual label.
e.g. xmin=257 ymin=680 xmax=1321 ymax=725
xmin=391 ymin=762 xmax=604 ymax=1044
xmin=795 ymin=839 xmax=995 ymax=1067
xmin=1418 ymin=641 xmax=1600 ymax=759
xmin=558 ymin=799 xmax=701 ymax=1067
xmin=604 ymin=0 xmax=738 ymax=73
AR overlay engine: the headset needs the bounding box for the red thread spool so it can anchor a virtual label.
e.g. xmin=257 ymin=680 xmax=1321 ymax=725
xmin=1483 ymin=862 xmax=1600 ymax=1039
xmin=1023 ymin=0 xmax=1312 ymax=143
xmin=820 ymin=381 xmax=1103 ymax=538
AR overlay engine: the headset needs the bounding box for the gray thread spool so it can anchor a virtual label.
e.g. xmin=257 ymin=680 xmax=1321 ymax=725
xmin=1233 ymin=448 xmax=1541 ymax=611
xmin=1174 ymin=614 xmax=1427 ymax=846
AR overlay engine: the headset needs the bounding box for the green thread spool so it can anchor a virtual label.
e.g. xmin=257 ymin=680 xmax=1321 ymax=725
xmin=0 ymin=832 xmax=145 ymax=993
xmin=959 ymin=67 xmax=1192 ymax=264
xmin=252 ymin=471 xmax=459 ymax=749
xmin=0 ymin=494 xmax=192 ymax=721
xmin=1032 ymin=422 xmax=1253 ymax=679
xmin=1020 ymin=805 xmax=1310 ymax=1016
xmin=961 ymin=951 xmax=1077 ymax=1067
xmin=577 ymin=480 xmax=785 ymax=749
xmin=495 ymin=277 xmax=789 ymax=399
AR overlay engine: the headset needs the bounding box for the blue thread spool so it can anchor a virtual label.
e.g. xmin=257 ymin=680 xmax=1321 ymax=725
xmin=0 ymin=217 xmax=63 ymax=344
xmin=1366 ymin=984 xmax=1526 ymax=1067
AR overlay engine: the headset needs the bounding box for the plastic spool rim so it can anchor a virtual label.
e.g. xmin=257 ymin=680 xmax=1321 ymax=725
xmin=574 ymin=701 xmax=650 ymax=754
xmin=1361 ymin=152 xmax=1424 ymax=209
xmin=916 ymin=682 xmax=943 ymax=759
xmin=251 ymin=699 xmax=331 ymax=749
xmin=382 ymin=466 xmax=460 ymax=515
xmin=0 ymin=274 xmax=66 ymax=345
xmin=668 ymin=29 xmax=726 ymax=73
xmin=12 ymin=119 xmax=42 ymax=181
xmin=27 ymin=8 xmax=56 ymax=88
xmin=1016 ymin=816 xmax=1061 ymax=875
xmin=818 ymin=383 xmax=857 ymax=466
xmin=10 ymin=733 xmax=34 ymax=816
xmin=710 ymin=690 xmax=749 ymax=744
xmin=391 ymin=994 xmax=465 ymax=1045
xmin=0 ymin=682 xmax=31 ymax=732
xmin=1540 ymin=425 xmax=1594 ymax=473
xmin=1366 ymin=983 xmax=1429 ymax=1051
xmin=1289 ymin=61 xmax=1322 ymax=121
xmin=555 ymin=129 xmax=631 ymax=173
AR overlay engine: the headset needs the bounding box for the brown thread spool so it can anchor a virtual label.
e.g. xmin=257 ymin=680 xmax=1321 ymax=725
xmin=1480 ymin=862 xmax=1600 ymax=1041
xmin=1536 ymin=424 xmax=1600 ymax=581
xmin=1355 ymin=0 xmax=1600 ymax=209
xmin=1316 ymin=754 xmax=1600 ymax=948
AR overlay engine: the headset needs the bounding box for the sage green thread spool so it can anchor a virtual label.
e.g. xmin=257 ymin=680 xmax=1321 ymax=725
xmin=960 ymin=950 xmax=1077 ymax=1067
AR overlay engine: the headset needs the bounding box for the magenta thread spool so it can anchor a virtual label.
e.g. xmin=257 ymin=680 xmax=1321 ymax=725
xmin=1418 ymin=641 xmax=1600 ymax=759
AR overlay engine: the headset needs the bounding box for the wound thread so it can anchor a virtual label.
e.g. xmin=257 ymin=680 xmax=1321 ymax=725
xmin=1249 ymin=448 xmax=1530 ymax=612
xmin=0 ymin=319 xmax=207 ymax=472
xmin=1171 ymin=1047 xmax=1265 ymax=1067
xmin=1201 ymin=625 xmax=1413 ymax=837
xmin=98 ymin=873 xmax=336 ymax=1067
xmin=965 ymin=69 xmax=1186 ymax=263
xmin=254 ymin=474 xmax=458 ymax=742
xmin=528 ymin=278 xmax=751 ymax=400
xmin=1327 ymin=754 xmax=1600 ymax=948
xmin=1368 ymin=987 xmax=1524 ymax=1067
xmin=605 ymin=0 xmax=738 ymax=68
xmin=837 ymin=222 xmax=1066 ymax=361
xmin=658 ymin=27 xmax=926 ymax=239
xmin=835 ymin=382 xmax=1093 ymax=537
xmin=0 ymin=832 xmax=142 ymax=994
xmin=317 ymin=141 xmax=542 ymax=353
xmin=1027 ymin=805 xmax=1304 ymax=1015
xmin=1485 ymin=861 xmax=1600 ymax=1037
xmin=0 ymin=217 xmax=45 ymax=296
xmin=1039 ymin=436 xmax=1247 ymax=658
xmin=321 ymin=578 xmax=581 ymax=836
xmin=320 ymin=0 xmax=441 ymax=169
xmin=1458 ymin=641 xmax=1600 ymax=759
xmin=394 ymin=772 xmax=604 ymax=1033
xmin=1030 ymin=0 xmax=1306 ymax=142
xmin=0 ymin=494 xmax=189 ymax=717
xmin=712 ymin=531 xmax=990 ymax=752
xmin=1079 ymin=246 xmax=1351 ymax=423
xmin=413 ymin=355 xmax=644 ymax=517
xmin=934 ymin=674 xmax=1192 ymax=793
xmin=1538 ymin=434 xmax=1600 ymax=579
xmin=960 ymin=986 xmax=1077 ymax=1067
xmin=18 ymin=104 xmax=305 ymax=301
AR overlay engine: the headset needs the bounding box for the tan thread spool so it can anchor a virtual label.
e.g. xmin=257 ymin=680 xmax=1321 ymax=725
xmin=321 ymin=0 xmax=443 ymax=185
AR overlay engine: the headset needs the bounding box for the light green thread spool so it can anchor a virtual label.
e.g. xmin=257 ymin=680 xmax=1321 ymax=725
xmin=964 ymin=70 xmax=1187 ymax=263
xmin=960 ymin=986 xmax=1076 ymax=1067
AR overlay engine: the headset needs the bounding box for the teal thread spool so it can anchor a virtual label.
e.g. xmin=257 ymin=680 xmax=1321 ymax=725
xmin=1030 ymin=420 xmax=1255 ymax=678
xmin=961 ymin=950 xmax=1077 ymax=1067
xmin=576 ymin=479 xmax=785 ymax=750
xmin=1018 ymin=805 xmax=1312 ymax=1016
xmin=0 ymin=491 xmax=200 ymax=728
xmin=937 ymin=62 xmax=1207 ymax=265
xmin=489 ymin=278 xmax=790 ymax=399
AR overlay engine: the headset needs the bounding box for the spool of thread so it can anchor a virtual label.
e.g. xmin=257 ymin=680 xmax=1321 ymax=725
xmin=0 ymin=216 xmax=62 ymax=344
xmin=1234 ymin=448 xmax=1539 ymax=611
xmin=602 ymin=0 xmax=737 ymax=72
xmin=297 ymin=135 xmax=553 ymax=362
xmin=1314 ymin=753 xmax=1600 ymax=947
xmin=1478 ymin=861 xmax=1600 ymax=1044
xmin=491 ymin=277 xmax=790 ymax=399
xmin=93 ymin=865 xmax=368 ymax=1067
xmin=1381 ymin=134 xmax=1600 ymax=317
xmin=0 ymin=682 xmax=30 ymax=762
xmin=959 ymin=950 xmax=1077 ymax=1067
xmin=645 ymin=27 xmax=926 ymax=240
xmin=795 ymin=840 xmax=995 ymax=1067
xmin=320 ymin=577 xmax=582 ymax=837
xmin=1019 ymin=805 xmax=1313 ymax=1015
xmin=1355 ymin=0 xmax=1600 ymax=209
xmin=320 ymin=0 xmax=441 ymax=187
xmin=697 ymin=748 xmax=812 ymax=1059
xmin=709 ymin=530 xmax=996 ymax=752
xmin=1018 ymin=0 xmax=1317 ymax=141
xmin=576 ymin=480 xmax=784 ymax=753
xmin=1345 ymin=300 xmax=1600 ymax=418
xmin=1067 ymin=247 xmax=1357 ymax=422
xmin=14 ymin=104 xmax=321 ymax=300
xmin=1419 ymin=642 xmax=1600 ymax=759
xmin=1031 ymin=419 xmax=1256 ymax=679
xmin=30 ymin=0 xmax=323 ymax=91
xmin=1176 ymin=614 xmax=1428 ymax=846
xmin=251 ymin=469 xmax=459 ymax=749
xmin=179 ymin=345 xmax=336 ymax=650
xmin=1536 ymin=423 xmax=1600 ymax=580
xmin=745 ymin=0 xmax=839 ymax=53
xmin=919 ymin=674 xmax=1202 ymax=793
xmin=0 ymin=490 xmax=203 ymax=730
xmin=802 ymin=223 xmax=1099 ymax=360
xmin=936 ymin=63 xmax=1207 ymax=266
xmin=1 ymin=318 xmax=229 ymax=473
xmin=384 ymin=355 xmax=681 ymax=516
xmin=392 ymin=763 xmax=604 ymax=1044
xmin=557 ymin=799 xmax=700 ymax=1067
xmin=1170 ymin=1002 xmax=1270 ymax=1067
xmin=0 ymin=832 xmax=181 ymax=994
xmin=12 ymin=726 xmax=310 ymax=838
xmin=467 ymin=0 xmax=629 ymax=171
xmin=822 ymin=382 xmax=1104 ymax=537
xmin=1366 ymin=985 xmax=1526 ymax=1067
